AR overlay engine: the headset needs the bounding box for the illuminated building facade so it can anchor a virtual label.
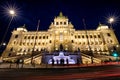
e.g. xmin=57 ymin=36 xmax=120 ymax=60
xmin=2 ymin=12 xmax=119 ymax=64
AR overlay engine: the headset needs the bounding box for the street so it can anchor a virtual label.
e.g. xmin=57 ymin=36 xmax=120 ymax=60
xmin=0 ymin=63 xmax=120 ymax=80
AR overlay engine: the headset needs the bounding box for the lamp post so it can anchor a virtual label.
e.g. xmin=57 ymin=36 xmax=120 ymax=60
xmin=0 ymin=9 xmax=15 ymax=47
xmin=108 ymin=17 xmax=114 ymax=29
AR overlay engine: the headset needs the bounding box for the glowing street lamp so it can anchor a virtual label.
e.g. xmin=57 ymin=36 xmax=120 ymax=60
xmin=108 ymin=17 xmax=114 ymax=29
xmin=109 ymin=17 xmax=114 ymax=23
xmin=9 ymin=9 xmax=15 ymax=16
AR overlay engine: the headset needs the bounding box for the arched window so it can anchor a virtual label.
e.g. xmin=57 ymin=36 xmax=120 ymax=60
xmin=71 ymin=40 xmax=74 ymax=43
xmin=49 ymin=40 xmax=52 ymax=43
xmin=56 ymin=22 xmax=59 ymax=25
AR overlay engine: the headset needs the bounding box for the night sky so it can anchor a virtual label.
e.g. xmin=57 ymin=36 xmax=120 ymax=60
xmin=0 ymin=0 xmax=120 ymax=44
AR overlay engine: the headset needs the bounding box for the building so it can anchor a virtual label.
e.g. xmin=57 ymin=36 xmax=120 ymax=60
xmin=2 ymin=12 xmax=119 ymax=64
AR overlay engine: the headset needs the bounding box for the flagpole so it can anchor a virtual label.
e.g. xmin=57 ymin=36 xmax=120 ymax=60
xmin=31 ymin=20 xmax=40 ymax=66
xmin=83 ymin=19 xmax=93 ymax=64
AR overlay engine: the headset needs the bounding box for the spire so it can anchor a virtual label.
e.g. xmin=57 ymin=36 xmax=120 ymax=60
xmin=59 ymin=12 xmax=63 ymax=17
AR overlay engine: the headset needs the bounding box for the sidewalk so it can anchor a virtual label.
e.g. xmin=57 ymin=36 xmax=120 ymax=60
xmin=0 ymin=62 xmax=120 ymax=69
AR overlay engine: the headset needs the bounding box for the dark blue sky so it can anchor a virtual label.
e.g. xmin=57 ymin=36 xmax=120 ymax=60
xmin=0 ymin=0 xmax=120 ymax=43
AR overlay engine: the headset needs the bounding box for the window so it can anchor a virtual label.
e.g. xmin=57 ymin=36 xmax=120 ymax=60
xmin=83 ymin=42 xmax=85 ymax=45
xmin=110 ymin=40 xmax=113 ymax=43
xmin=82 ymin=35 xmax=84 ymax=38
xmin=14 ymin=41 xmax=16 ymax=44
xmin=32 ymin=36 xmax=34 ymax=39
xmin=28 ymin=49 xmax=30 ymax=52
xmin=64 ymin=22 xmax=66 ymax=25
xmin=90 ymin=35 xmax=92 ymax=38
xmin=86 ymin=35 xmax=88 ymax=38
xmin=24 ymin=36 xmax=27 ymax=39
xmin=15 ymin=35 xmax=18 ymax=38
xmin=79 ymin=42 xmax=81 ymax=45
xmin=71 ymin=40 xmax=74 ymax=43
xmin=46 ymin=36 xmax=48 ymax=39
xmin=98 ymin=35 xmax=101 ymax=38
xmin=56 ymin=22 xmax=59 ymax=25
xmin=28 ymin=36 xmax=30 ymax=39
xmin=10 ymin=48 xmax=13 ymax=51
xmin=75 ymin=35 xmax=77 ymax=38
xmin=60 ymin=22 xmax=62 ymax=25
xmin=39 ymin=36 xmax=41 ymax=39
xmin=94 ymin=35 xmax=96 ymax=38
xmin=49 ymin=40 xmax=52 ymax=43
xmin=38 ymin=42 xmax=41 ymax=45
xmin=35 ymin=36 xmax=38 ymax=39
xmin=107 ymin=33 xmax=111 ymax=37
xmin=78 ymin=35 xmax=80 ymax=38
xmin=43 ymin=36 xmax=45 ymax=39
xmin=91 ymin=42 xmax=93 ymax=45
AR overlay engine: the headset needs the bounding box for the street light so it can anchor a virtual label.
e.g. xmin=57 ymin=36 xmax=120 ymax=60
xmin=108 ymin=17 xmax=114 ymax=29
xmin=0 ymin=9 xmax=16 ymax=46
xmin=9 ymin=9 xmax=15 ymax=16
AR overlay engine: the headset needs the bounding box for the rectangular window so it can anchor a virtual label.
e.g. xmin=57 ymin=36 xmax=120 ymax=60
xmin=107 ymin=33 xmax=111 ymax=37
xmin=15 ymin=35 xmax=18 ymax=38
xmin=60 ymin=22 xmax=62 ymax=25
xmin=56 ymin=22 xmax=59 ymax=25
xmin=98 ymin=35 xmax=101 ymax=38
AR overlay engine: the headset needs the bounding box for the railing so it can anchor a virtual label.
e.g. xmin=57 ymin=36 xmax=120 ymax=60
xmin=24 ymin=52 xmax=42 ymax=64
xmin=81 ymin=53 xmax=101 ymax=63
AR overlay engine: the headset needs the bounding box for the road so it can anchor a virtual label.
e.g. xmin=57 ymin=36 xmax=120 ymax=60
xmin=0 ymin=64 xmax=120 ymax=80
